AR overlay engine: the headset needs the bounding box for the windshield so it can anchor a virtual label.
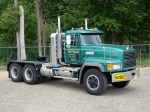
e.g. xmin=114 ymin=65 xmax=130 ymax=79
xmin=80 ymin=34 xmax=104 ymax=45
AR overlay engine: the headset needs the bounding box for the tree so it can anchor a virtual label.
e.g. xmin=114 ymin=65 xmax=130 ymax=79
xmin=1 ymin=0 xmax=150 ymax=48
xmin=35 ymin=0 xmax=42 ymax=56
xmin=13 ymin=0 xmax=26 ymax=60
xmin=88 ymin=0 xmax=150 ymax=44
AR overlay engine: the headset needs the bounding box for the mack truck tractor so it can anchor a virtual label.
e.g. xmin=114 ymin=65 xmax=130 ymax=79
xmin=7 ymin=17 xmax=140 ymax=95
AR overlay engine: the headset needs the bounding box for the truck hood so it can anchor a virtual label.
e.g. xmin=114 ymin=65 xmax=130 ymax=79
xmin=82 ymin=44 xmax=134 ymax=51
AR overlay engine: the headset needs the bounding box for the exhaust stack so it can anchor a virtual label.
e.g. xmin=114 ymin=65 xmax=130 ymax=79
xmin=57 ymin=16 xmax=62 ymax=59
xmin=58 ymin=16 xmax=61 ymax=33
xmin=85 ymin=18 xmax=88 ymax=30
xmin=57 ymin=16 xmax=66 ymax=65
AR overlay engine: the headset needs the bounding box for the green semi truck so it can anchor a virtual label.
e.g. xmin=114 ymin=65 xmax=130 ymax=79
xmin=7 ymin=17 xmax=140 ymax=95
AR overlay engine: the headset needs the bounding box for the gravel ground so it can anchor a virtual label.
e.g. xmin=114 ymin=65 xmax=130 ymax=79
xmin=0 ymin=67 xmax=150 ymax=112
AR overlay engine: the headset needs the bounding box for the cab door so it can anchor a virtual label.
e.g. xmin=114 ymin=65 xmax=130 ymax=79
xmin=65 ymin=33 xmax=81 ymax=65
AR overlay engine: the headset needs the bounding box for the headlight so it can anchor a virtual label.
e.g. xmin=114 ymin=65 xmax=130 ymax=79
xmin=113 ymin=64 xmax=121 ymax=69
xmin=107 ymin=64 xmax=121 ymax=70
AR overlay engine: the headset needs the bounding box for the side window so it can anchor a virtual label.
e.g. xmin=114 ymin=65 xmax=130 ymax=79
xmin=70 ymin=34 xmax=79 ymax=46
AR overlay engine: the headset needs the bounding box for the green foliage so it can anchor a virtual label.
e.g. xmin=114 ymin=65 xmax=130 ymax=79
xmin=0 ymin=0 xmax=150 ymax=46
xmin=41 ymin=0 xmax=91 ymax=31
xmin=136 ymin=58 xmax=149 ymax=67
xmin=0 ymin=0 xmax=13 ymax=14
xmin=0 ymin=0 xmax=38 ymax=46
xmin=0 ymin=5 xmax=20 ymax=46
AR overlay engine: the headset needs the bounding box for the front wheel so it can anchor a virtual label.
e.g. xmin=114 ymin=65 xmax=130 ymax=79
xmin=83 ymin=69 xmax=107 ymax=95
xmin=111 ymin=81 xmax=130 ymax=88
xmin=22 ymin=64 xmax=38 ymax=85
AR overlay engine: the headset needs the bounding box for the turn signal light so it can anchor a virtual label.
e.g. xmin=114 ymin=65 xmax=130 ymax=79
xmin=107 ymin=64 xmax=113 ymax=70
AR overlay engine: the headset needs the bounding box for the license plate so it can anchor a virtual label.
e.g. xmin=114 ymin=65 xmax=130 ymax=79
xmin=114 ymin=74 xmax=126 ymax=81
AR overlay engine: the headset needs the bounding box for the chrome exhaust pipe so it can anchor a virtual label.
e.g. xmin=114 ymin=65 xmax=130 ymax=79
xmin=57 ymin=16 xmax=66 ymax=65
xmin=57 ymin=16 xmax=62 ymax=59
xmin=85 ymin=18 xmax=88 ymax=30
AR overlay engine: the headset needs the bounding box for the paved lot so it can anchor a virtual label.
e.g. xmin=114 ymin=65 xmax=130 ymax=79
xmin=0 ymin=67 xmax=150 ymax=112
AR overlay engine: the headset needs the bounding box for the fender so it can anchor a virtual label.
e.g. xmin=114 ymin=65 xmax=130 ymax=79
xmin=7 ymin=60 xmax=44 ymax=77
xmin=79 ymin=62 xmax=105 ymax=84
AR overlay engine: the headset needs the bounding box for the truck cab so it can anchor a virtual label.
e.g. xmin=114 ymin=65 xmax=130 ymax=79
xmin=65 ymin=29 xmax=104 ymax=65
xmin=65 ymin=29 xmax=136 ymax=72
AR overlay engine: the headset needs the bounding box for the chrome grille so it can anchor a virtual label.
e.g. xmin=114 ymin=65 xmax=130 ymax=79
xmin=124 ymin=51 xmax=136 ymax=68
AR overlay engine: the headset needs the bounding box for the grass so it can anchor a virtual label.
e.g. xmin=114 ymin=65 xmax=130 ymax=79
xmin=0 ymin=67 xmax=7 ymax=71
xmin=136 ymin=58 xmax=150 ymax=67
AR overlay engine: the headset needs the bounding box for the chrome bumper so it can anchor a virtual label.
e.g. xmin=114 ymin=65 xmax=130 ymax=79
xmin=111 ymin=68 xmax=140 ymax=82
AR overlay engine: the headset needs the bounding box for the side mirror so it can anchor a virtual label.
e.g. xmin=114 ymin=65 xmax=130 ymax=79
xmin=66 ymin=35 xmax=71 ymax=44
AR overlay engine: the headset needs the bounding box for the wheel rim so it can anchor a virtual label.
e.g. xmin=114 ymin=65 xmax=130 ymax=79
xmin=11 ymin=67 xmax=18 ymax=79
xmin=24 ymin=68 xmax=33 ymax=81
xmin=87 ymin=75 xmax=99 ymax=90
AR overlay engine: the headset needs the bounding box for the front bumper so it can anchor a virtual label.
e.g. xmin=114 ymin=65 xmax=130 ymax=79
xmin=111 ymin=68 xmax=140 ymax=82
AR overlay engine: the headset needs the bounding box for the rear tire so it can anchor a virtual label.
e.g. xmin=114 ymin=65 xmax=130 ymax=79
xmin=83 ymin=69 xmax=107 ymax=95
xmin=112 ymin=81 xmax=130 ymax=88
xmin=9 ymin=63 xmax=23 ymax=82
xmin=22 ymin=64 xmax=38 ymax=85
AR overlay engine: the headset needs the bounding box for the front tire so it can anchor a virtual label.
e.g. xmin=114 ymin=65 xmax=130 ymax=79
xmin=9 ymin=63 xmax=23 ymax=82
xmin=83 ymin=69 xmax=107 ymax=95
xmin=22 ymin=64 xmax=38 ymax=85
xmin=111 ymin=81 xmax=130 ymax=88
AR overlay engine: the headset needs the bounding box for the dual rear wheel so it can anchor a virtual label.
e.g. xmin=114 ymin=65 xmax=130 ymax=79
xmin=9 ymin=64 xmax=41 ymax=84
